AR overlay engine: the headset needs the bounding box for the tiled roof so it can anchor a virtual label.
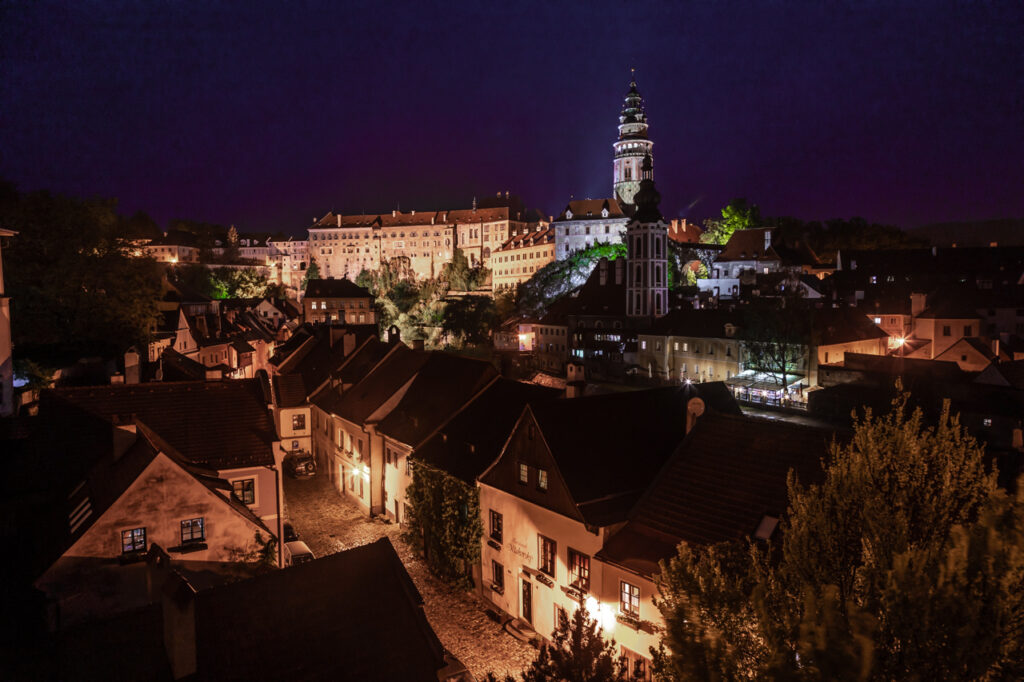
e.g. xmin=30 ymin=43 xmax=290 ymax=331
xmin=310 ymin=206 xmax=513 ymax=230
xmin=716 ymin=228 xmax=778 ymax=261
xmin=160 ymin=348 xmax=208 ymax=381
xmin=530 ymin=384 xmax=740 ymax=516
xmin=598 ymin=413 xmax=833 ymax=576
xmin=272 ymin=373 xmax=308 ymax=408
xmin=648 ymin=308 xmax=743 ymax=337
xmin=47 ymin=380 xmax=277 ymax=469
xmin=496 ymin=226 xmax=556 ymax=251
xmin=375 ymin=353 xmax=499 ymax=447
xmin=414 ymin=379 xmax=560 ymax=482
xmin=185 ymin=538 xmax=446 ymax=681
xmin=553 ymin=198 xmax=627 ymax=222
xmin=302 ymin=278 xmax=374 ymax=299
xmin=323 ymin=345 xmax=431 ymax=425
xmin=564 ymin=258 xmax=627 ymax=317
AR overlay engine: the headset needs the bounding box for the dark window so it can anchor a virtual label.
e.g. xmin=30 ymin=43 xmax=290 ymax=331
xmin=121 ymin=527 xmax=146 ymax=554
xmin=964 ymin=325 xmax=973 ymax=336
xmin=620 ymin=581 xmax=640 ymax=617
xmin=539 ymin=535 xmax=556 ymax=577
xmin=233 ymin=479 xmax=256 ymax=505
xmin=490 ymin=510 xmax=503 ymax=543
xmin=518 ymin=463 xmax=529 ymax=485
xmin=181 ymin=518 xmax=204 ymax=543
xmin=492 ymin=560 xmax=505 ymax=592
xmin=537 ymin=469 xmax=549 ymax=492
xmin=291 ymin=413 xmax=306 ymax=430
xmin=568 ymin=549 xmax=591 ymax=591
xmin=943 ymin=325 xmax=952 ymax=336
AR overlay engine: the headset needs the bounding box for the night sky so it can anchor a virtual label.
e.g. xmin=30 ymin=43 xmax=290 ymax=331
xmin=3 ymin=1 xmax=1022 ymax=234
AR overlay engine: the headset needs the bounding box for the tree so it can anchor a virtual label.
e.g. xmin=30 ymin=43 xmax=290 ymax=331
xmin=1 ymin=186 xmax=162 ymax=354
xmin=402 ymin=462 xmax=482 ymax=589
xmin=654 ymin=393 xmax=1024 ymax=681
xmin=223 ymin=225 xmax=240 ymax=263
xmin=700 ymin=198 xmax=762 ymax=246
xmin=441 ymin=296 xmax=498 ymax=347
xmin=442 ymin=248 xmax=489 ymax=291
xmin=509 ymin=603 xmax=636 ymax=682
xmin=740 ymin=297 xmax=809 ymax=399
xmin=301 ymin=259 xmax=320 ymax=290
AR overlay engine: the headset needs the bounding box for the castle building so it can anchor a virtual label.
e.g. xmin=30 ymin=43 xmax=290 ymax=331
xmin=492 ymin=225 xmax=557 ymax=292
xmin=551 ymin=198 xmax=629 ymax=260
xmin=625 ymin=155 xmax=669 ymax=319
xmin=612 ymin=78 xmax=653 ymax=207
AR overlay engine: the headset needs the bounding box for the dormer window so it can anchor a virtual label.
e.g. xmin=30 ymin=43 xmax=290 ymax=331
xmin=565 ymin=210 xmax=573 ymax=220
xmin=601 ymin=208 xmax=609 ymax=218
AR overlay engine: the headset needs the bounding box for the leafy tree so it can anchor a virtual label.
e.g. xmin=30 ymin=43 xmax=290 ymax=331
xmin=700 ymin=198 xmax=761 ymax=246
xmin=517 ymin=241 xmax=627 ymax=317
xmin=488 ymin=604 xmax=636 ymax=682
xmin=442 ymin=248 xmax=489 ymax=291
xmin=1 ymin=186 xmax=162 ymax=354
xmin=654 ymin=394 xmax=1024 ymax=681
xmin=301 ymin=259 xmax=320 ymax=290
xmin=402 ymin=462 xmax=482 ymax=589
xmin=121 ymin=210 xmax=162 ymax=240
xmin=442 ymin=296 xmax=498 ymax=347
xmin=740 ymin=297 xmax=809 ymax=397
xmin=223 ymin=225 xmax=241 ymax=263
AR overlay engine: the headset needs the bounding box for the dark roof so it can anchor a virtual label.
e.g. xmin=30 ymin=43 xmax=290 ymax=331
xmin=303 ymin=278 xmax=375 ymax=299
xmin=553 ymin=198 xmax=627 ymax=222
xmin=497 ymin=226 xmax=556 ymax=251
xmin=318 ymin=345 xmax=431 ymax=425
xmin=272 ymin=373 xmax=308 ymax=408
xmin=717 ymin=228 xmax=779 ymax=261
xmin=564 ymin=258 xmax=626 ymax=317
xmin=160 ymin=348 xmax=208 ymax=381
xmin=648 ymin=308 xmax=744 ymax=337
xmin=183 ymin=538 xmax=446 ymax=681
xmin=375 ymin=353 xmax=500 ymax=447
xmin=813 ymin=307 xmax=890 ymax=345
xmin=46 ymin=380 xmax=277 ymax=469
xmin=529 ymin=384 xmax=740 ymax=519
xmin=598 ymin=413 xmax=833 ymax=576
xmin=414 ymin=379 xmax=561 ymax=482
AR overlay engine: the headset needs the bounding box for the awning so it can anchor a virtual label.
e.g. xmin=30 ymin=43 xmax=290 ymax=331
xmin=724 ymin=370 xmax=805 ymax=392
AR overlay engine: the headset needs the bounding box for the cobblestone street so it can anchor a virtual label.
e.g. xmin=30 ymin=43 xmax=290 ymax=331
xmin=283 ymin=474 xmax=537 ymax=680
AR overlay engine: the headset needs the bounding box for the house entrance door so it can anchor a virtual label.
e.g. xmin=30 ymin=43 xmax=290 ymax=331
xmin=521 ymin=578 xmax=532 ymax=624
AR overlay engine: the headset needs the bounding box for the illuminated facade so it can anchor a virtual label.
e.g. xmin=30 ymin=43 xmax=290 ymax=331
xmin=625 ymin=155 xmax=669 ymax=319
xmin=612 ymin=78 xmax=653 ymax=207
xmin=492 ymin=225 xmax=557 ymax=292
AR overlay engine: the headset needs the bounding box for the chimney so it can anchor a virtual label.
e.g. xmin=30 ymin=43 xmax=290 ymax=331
xmin=599 ymin=258 xmax=608 ymax=285
xmin=615 ymin=258 xmax=625 ymax=285
xmin=387 ymin=324 xmax=401 ymax=344
xmin=112 ymin=414 xmax=137 ymax=459
xmin=1013 ymin=425 xmax=1023 ymax=450
xmin=125 ymin=347 xmax=141 ymax=385
xmin=910 ymin=292 xmax=927 ymax=318
xmin=410 ymin=339 xmax=425 ymax=351
xmin=205 ymin=368 xmax=223 ymax=381
xmin=161 ymin=568 xmax=199 ymax=680
xmin=685 ymin=397 xmax=705 ymax=434
xmin=411 ymin=210 xmax=415 ymax=216
xmin=764 ymin=230 xmax=772 ymax=251
xmin=992 ymin=338 xmax=1001 ymax=360
xmin=337 ymin=215 xmax=341 ymax=227
xmin=392 ymin=209 xmax=397 ymax=217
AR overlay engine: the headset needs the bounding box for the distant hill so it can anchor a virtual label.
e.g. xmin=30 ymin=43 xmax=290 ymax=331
xmin=908 ymin=218 xmax=1024 ymax=247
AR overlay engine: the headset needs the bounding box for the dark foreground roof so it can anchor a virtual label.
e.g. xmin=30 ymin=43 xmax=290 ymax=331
xmin=303 ymin=277 xmax=374 ymax=299
xmin=414 ymin=379 xmax=561 ymax=482
xmin=173 ymin=538 xmax=446 ymax=681
xmin=46 ymin=380 xmax=277 ymax=469
xmin=599 ymin=413 xmax=833 ymax=576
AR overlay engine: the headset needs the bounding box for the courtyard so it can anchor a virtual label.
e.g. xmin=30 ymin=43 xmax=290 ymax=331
xmin=283 ymin=474 xmax=537 ymax=680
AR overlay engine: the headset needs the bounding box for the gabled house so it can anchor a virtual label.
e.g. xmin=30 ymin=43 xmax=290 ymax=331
xmin=45 ymin=380 xmax=285 ymax=564
xmin=302 ymin=277 xmax=377 ymax=325
xmin=594 ymin=413 xmax=833 ymax=674
xmin=158 ymin=538 xmax=456 ymax=681
xmin=698 ymin=228 xmax=823 ymax=300
xmin=477 ymin=384 xmax=740 ymax=649
xmin=32 ymin=416 xmax=273 ymax=627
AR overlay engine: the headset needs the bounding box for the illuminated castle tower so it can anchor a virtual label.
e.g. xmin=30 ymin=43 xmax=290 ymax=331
xmin=612 ymin=75 xmax=653 ymax=207
xmin=625 ymin=154 xmax=668 ymax=318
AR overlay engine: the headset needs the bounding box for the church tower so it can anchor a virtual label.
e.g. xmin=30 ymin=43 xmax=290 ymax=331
xmin=626 ymin=154 xmax=668 ymax=319
xmin=613 ymin=76 xmax=653 ymax=207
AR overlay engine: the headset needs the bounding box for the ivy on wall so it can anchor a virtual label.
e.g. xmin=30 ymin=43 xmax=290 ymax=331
xmin=403 ymin=462 xmax=482 ymax=589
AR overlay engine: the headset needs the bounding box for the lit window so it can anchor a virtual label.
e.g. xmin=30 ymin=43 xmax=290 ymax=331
xmin=620 ymin=581 xmax=640 ymax=617
xmin=121 ymin=527 xmax=146 ymax=554
xmin=537 ymin=469 xmax=548 ymax=491
xmin=518 ymin=463 xmax=529 ymax=484
xmin=181 ymin=517 xmax=205 ymax=544
xmin=874 ymin=317 xmax=882 ymax=324
xmin=233 ymin=479 xmax=256 ymax=505
xmin=291 ymin=413 xmax=306 ymax=431
xmin=983 ymin=418 xmax=992 ymax=427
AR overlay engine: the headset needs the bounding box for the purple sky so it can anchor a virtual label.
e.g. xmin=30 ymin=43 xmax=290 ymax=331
xmin=2 ymin=1 xmax=1022 ymax=234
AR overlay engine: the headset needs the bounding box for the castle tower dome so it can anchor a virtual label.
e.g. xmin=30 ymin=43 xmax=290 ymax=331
xmin=613 ymin=74 xmax=654 ymax=207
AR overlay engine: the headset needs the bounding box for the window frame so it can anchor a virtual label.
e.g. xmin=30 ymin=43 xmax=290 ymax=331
xmin=568 ymin=548 xmax=591 ymax=591
xmin=518 ymin=462 xmax=529 ymax=485
xmin=538 ymin=535 xmax=556 ymax=577
xmin=537 ymin=468 xmax=549 ymax=492
xmin=492 ymin=559 xmax=505 ymax=593
xmin=489 ymin=509 xmax=503 ymax=543
xmin=620 ymin=580 xmax=640 ymax=617
xmin=232 ymin=478 xmax=256 ymax=506
xmin=291 ymin=413 xmax=306 ymax=431
xmin=121 ymin=527 xmax=147 ymax=554
xmin=180 ymin=517 xmax=205 ymax=544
